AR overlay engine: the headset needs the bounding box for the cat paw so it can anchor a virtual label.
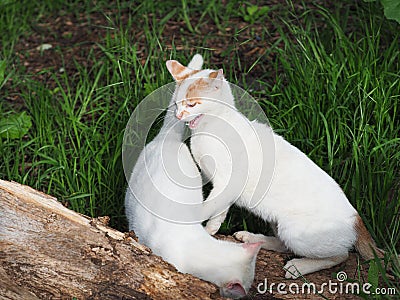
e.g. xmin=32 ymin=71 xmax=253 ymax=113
xmin=283 ymin=259 xmax=303 ymax=279
xmin=233 ymin=231 xmax=252 ymax=243
xmin=204 ymin=222 xmax=220 ymax=235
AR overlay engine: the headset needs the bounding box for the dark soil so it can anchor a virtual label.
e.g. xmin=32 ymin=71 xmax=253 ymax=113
xmin=5 ymin=0 xmax=334 ymax=108
xmin=216 ymin=235 xmax=367 ymax=300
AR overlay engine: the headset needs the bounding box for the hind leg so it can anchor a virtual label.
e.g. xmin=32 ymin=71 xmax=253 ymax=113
xmin=284 ymin=253 xmax=349 ymax=279
xmin=234 ymin=231 xmax=289 ymax=253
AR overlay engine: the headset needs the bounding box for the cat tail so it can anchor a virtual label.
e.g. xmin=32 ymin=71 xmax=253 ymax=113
xmin=187 ymin=54 xmax=203 ymax=70
xmin=355 ymin=214 xmax=400 ymax=269
xmin=354 ymin=214 xmax=385 ymax=260
xmin=355 ymin=214 xmax=400 ymax=274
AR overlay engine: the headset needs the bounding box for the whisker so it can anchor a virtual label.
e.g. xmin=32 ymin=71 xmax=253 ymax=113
xmin=166 ymin=86 xmax=175 ymax=95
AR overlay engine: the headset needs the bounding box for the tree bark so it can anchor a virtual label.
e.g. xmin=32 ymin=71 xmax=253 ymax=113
xmin=0 ymin=180 xmax=222 ymax=300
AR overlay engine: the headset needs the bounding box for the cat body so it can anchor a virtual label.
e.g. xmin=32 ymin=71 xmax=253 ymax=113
xmin=125 ymin=54 xmax=260 ymax=298
xmin=166 ymin=57 xmax=384 ymax=279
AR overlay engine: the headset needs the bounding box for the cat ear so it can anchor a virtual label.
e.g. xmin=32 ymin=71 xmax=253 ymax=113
xmin=209 ymin=69 xmax=224 ymax=89
xmin=187 ymin=54 xmax=203 ymax=70
xmin=166 ymin=60 xmax=193 ymax=81
xmin=242 ymin=242 xmax=263 ymax=257
xmin=224 ymin=281 xmax=246 ymax=298
xmin=209 ymin=69 xmax=224 ymax=79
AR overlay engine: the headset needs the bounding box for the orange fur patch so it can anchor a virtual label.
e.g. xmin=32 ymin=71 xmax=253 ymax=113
xmin=168 ymin=61 xmax=201 ymax=81
xmin=178 ymin=70 xmax=200 ymax=81
xmin=209 ymin=71 xmax=218 ymax=79
xmin=177 ymin=110 xmax=189 ymax=120
xmin=354 ymin=214 xmax=384 ymax=260
xmin=185 ymin=78 xmax=209 ymax=105
xmin=170 ymin=61 xmax=186 ymax=76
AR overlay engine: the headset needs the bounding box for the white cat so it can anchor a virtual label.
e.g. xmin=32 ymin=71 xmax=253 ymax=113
xmin=166 ymin=56 xmax=385 ymax=279
xmin=125 ymin=54 xmax=261 ymax=298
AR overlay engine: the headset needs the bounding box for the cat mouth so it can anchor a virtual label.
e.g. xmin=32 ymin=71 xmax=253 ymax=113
xmin=187 ymin=114 xmax=204 ymax=129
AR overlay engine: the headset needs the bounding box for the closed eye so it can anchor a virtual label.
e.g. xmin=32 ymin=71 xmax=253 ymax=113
xmin=187 ymin=102 xmax=197 ymax=108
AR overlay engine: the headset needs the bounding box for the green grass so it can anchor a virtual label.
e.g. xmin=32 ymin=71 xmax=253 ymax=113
xmin=0 ymin=0 xmax=399 ymax=297
xmin=263 ymin=6 xmax=400 ymax=245
xmin=269 ymin=6 xmax=400 ymax=296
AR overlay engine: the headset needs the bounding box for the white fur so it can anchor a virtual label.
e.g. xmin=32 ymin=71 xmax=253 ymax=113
xmin=125 ymin=55 xmax=260 ymax=298
xmin=187 ymin=54 xmax=203 ymax=69
xmin=172 ymin=60 xmax=359 ymax=278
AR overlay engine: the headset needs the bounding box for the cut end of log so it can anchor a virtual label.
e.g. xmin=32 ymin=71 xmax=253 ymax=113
xmin=0 ymin=180 xmax=223 ymax=300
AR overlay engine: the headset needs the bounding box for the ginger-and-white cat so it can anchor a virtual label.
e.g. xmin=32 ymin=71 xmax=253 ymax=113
xmin=166 ymin=55 xmax=385 ymax=279
xmin=125 ymin=54 xmax=261 ymax=298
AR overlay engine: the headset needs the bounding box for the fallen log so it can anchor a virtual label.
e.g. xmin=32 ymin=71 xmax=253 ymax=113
xmin=0 ymin=180 xmax=222 ymax=300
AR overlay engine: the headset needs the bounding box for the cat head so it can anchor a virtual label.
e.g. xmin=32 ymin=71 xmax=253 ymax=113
xmin=218 ymin=242 xmax=262 ymax=299
xmin=166 ymin=56 xmax=234 ymax=129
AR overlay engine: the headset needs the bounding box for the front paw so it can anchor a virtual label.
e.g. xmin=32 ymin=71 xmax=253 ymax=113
xmin=205 ymin=221 xmax=221 ymax=235
xmin=283 ymin=259 xmax=303 ymax=279
xmin=233 ymin=231 xmax=252 ymax=243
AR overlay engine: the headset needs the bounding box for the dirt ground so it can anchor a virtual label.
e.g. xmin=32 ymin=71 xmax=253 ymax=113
xmin=250 ymin=249 xmax=368 ymax=299
xmin=6 ymin=0 xmax=333 ymax=107
xmin=214 ymin=235 xmax=367 ymax=300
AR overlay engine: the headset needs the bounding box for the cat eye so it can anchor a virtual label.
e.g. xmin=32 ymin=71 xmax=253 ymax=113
xmin=187 ymin=102 xmax=197 ymax=108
